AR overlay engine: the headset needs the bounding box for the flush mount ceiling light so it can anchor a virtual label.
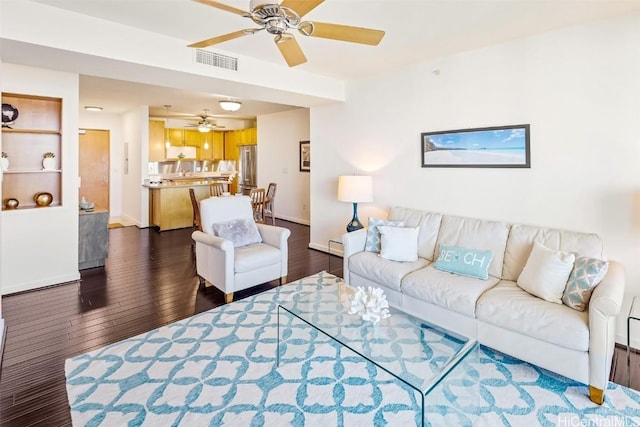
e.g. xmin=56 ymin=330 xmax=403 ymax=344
xmin=219 ymin=100 xmax=242 ymax=112
xmin=84 ymin=106 xmax=103 ymax=112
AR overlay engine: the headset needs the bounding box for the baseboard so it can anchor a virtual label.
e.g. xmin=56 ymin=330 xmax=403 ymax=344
xmin=275 ymin=214 xmax=310 ymax=226
xmin=308 ymin=242 xmax=344 ymax=257
xmin=120 ymin=214 xmax=143 ymax=228
xmin=1 ymin=272 xmax=81 ymax=296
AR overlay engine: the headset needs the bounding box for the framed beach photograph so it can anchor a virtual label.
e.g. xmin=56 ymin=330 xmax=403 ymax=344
xmin=299 ymin=140 xmax=310 ymax=172
xmin=421 ymin=124 xmax=530 ymax=168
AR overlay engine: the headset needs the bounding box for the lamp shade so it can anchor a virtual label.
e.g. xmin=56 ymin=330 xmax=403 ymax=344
xmin=338 ymin=175 xmax=373 ymax=203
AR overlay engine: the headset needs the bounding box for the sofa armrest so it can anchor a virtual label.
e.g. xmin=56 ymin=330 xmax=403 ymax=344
xmin=588 ymin=260 xmax=625 ymax=402
xmin=590 ymin=261 xmax=625 ymax=318
xmin=341 ymin=228 xmax=367 ymax=285
xmin=256 ymin=224 xmax=291 ymax=249
xmin=191 ymin=230 xmax=234 ymax=252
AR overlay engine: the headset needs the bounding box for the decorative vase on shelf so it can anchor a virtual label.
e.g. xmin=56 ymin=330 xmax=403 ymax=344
xmin=34 ymin=192 xmax=53 ymax=207
xmin=42 ymin=157 xmax=56 ymax=170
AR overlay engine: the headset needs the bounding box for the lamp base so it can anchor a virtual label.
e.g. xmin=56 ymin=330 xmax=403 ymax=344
xmin=346 ymin=202 xmax=364 ymax=232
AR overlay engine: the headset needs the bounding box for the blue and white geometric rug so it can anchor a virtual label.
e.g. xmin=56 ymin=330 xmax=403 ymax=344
xmin=65 ymin=272 xmax=640 ymax=426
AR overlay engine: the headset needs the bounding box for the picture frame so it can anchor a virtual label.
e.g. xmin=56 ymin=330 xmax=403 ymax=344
xmin=299 ymin=140 xmax=310 ymax=172
xmin=421 ymin=124 xmax=530 ymax=168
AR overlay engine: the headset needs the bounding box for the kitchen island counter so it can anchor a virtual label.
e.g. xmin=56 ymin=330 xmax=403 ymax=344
xmin=147 ymin=183 xmax=225 ymax=231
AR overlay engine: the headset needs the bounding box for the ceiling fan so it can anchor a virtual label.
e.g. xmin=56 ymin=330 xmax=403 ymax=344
xmin=185 ymin=110 xmax=225 ymax=132
xmin=188 ymin=0 xmax=385 ymax=67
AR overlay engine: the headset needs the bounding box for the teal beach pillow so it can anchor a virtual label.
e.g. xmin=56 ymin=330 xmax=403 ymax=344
xmin=365 ymin=217 xmax=405 ymax=253
xmin=434 ymin=244 xmax=494 ymax=280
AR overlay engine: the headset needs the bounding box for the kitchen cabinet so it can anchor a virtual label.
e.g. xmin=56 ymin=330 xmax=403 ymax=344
xmin=1 ymin=93 xmax=62 ymax=210
xmin=148 ymin=120 xmax=166 ymax=162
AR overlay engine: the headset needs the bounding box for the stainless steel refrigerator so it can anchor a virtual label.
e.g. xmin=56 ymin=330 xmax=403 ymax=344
xmin=238 ymin=145 xmax=257 ymax=195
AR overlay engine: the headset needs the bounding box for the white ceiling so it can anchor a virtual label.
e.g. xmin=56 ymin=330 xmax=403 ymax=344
xmin=25 ymin=0 xmax=640 ymax=118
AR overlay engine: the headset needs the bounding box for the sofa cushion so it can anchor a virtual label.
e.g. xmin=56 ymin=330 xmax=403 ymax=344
xmin=516 ymin=242 xmax=575 ymax=304
xmin=388 ymin=207 xmax=443 ymax=261
xmin=476 ymin=280 xmax=589 ymax=352
xmin=434 ymin=244 xmax=494 ymax=280
xmin=562 ymin=256 xmax=609 ymax=311
xmin=379 ymin=225 xmax=419 ymax=262
xmin=502 ymin=224 xmax=603 ymax=282
xmin=364 ymin=217 xmax=405 ymax=253
xmin=401 ymin=266 xmax=500 ymax=318
xmin=434 ymin=215 xmax=510 ymax=279
xmin=349 ymin=251 xmax=428 ymax=292
xmin=234 ymin=243 xmax=282 ymax=273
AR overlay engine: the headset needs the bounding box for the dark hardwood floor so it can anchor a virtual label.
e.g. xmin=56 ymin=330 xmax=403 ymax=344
xmin=0 ymin=220 xmax=637 ymax=426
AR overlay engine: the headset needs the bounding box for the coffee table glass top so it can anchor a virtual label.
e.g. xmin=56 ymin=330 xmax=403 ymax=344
xmin=277 ymin=283 xmax=477 ymax=394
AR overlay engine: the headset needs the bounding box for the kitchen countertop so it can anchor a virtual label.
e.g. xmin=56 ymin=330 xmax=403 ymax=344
xmin=143 ymin=180 xmax=229 ymax=188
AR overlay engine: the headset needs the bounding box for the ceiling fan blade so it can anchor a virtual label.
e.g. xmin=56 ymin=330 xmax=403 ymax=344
xmin=300 ymin=22 xmax=385 ymax=45
xmin=275 ymin=35 xmax=307 ymax=67
xmin=192 ymin=0 xmax=247 ymax=15
xmin=279 ymin=0 xmax=324 ymax=18
xmin=188 ymin=30 xmax=249 ymax=48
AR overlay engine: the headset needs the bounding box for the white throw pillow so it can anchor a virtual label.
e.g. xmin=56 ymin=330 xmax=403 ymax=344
xmin=378 ymin=226 xmax=419 ymax=262
xmin=517 ymin=241 xmax=576 ymax=304
xmin=212 ymin=218 xmax=262 ymax=247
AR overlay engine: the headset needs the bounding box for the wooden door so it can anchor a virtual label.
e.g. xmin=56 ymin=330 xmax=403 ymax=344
xmin=79 ymin=129 xmax=110 ymax=211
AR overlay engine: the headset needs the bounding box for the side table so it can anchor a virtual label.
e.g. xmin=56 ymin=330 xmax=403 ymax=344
xmin=328 ymin=238 xmax=343 ymax=277
xmin=628 ymin=296 xmax=640 ymax=387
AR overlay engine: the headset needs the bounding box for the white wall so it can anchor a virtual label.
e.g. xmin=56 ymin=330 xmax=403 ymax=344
xmin=79 ymin=111 xmax=123 ymax=220
xmin=310 ymin=13 xmax=640 ymax=345
xmin=120 ymin=106 xmax=148 ymax=227
xmin=1 ymin=63 xmax=81 ymax=294
xmin=257 ymin=108 xmax=311 ymax=224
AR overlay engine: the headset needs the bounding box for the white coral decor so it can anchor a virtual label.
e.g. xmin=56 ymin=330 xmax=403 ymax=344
xmin=347 ymin=286 xmax=391 ymax=325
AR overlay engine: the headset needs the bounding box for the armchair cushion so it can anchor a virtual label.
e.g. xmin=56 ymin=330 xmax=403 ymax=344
xmin=212 ymin=218 xmax=262 ymax=247
xmin=235 ymin=243 xmax=282 ymax=273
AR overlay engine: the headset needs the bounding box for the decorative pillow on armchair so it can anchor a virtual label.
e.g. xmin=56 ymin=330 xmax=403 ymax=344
xmin=561 ymin=256 xmax=609 ymax=311
xmin=517 ymin=242 xmax=575 ymax=304
xmin=212 ymin=218 xmax=262 ymax=247
xmin=365 ymin=217 xmax=405 ymax=253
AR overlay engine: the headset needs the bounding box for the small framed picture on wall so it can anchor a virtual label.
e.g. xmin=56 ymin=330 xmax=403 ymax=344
xmin=299 ymin=141 xmax=310 ymax=172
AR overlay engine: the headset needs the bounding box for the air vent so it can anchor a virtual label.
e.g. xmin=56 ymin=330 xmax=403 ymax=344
xmin=195 ymin=49 xmax=238 ymax=71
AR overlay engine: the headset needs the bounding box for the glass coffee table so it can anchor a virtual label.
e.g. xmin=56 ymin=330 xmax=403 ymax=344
xmin=277 ymin=283 xmax=478 ymax=426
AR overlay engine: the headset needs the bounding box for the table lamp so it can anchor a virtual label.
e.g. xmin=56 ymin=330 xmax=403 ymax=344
xmin=338 ymin=175 xmax=373 ymax=232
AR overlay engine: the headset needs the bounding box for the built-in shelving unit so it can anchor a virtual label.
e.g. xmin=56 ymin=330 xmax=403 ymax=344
xmin=1 ymin=93 xmax=62 ymax=210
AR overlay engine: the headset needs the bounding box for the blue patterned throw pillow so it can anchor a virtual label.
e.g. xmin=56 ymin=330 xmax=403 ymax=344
xmin=364 ymin=217 xmax=405 ymax=253
xmin=561 ymin=256 xmax=609 ymax=311
xmin=434 ymin=245 xmax=494 ymax=280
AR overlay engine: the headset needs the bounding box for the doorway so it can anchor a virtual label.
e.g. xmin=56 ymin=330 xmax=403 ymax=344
xmin=79 ymin=129 xmax=110 ymax=211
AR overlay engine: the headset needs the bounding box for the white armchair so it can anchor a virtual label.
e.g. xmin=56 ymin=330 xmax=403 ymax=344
xmin=192 ymin=195 xmax=291 ymax=303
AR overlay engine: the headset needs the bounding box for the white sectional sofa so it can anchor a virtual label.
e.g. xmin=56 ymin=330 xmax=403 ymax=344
xmin=341 ymin=206 xmax=625 ymax=404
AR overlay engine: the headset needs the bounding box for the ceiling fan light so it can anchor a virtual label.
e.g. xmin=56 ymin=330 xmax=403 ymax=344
xmin=219 ymin=100 xmax=242 ymax=112
xmin=198 ymin=123 xmax=211 ymax=133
